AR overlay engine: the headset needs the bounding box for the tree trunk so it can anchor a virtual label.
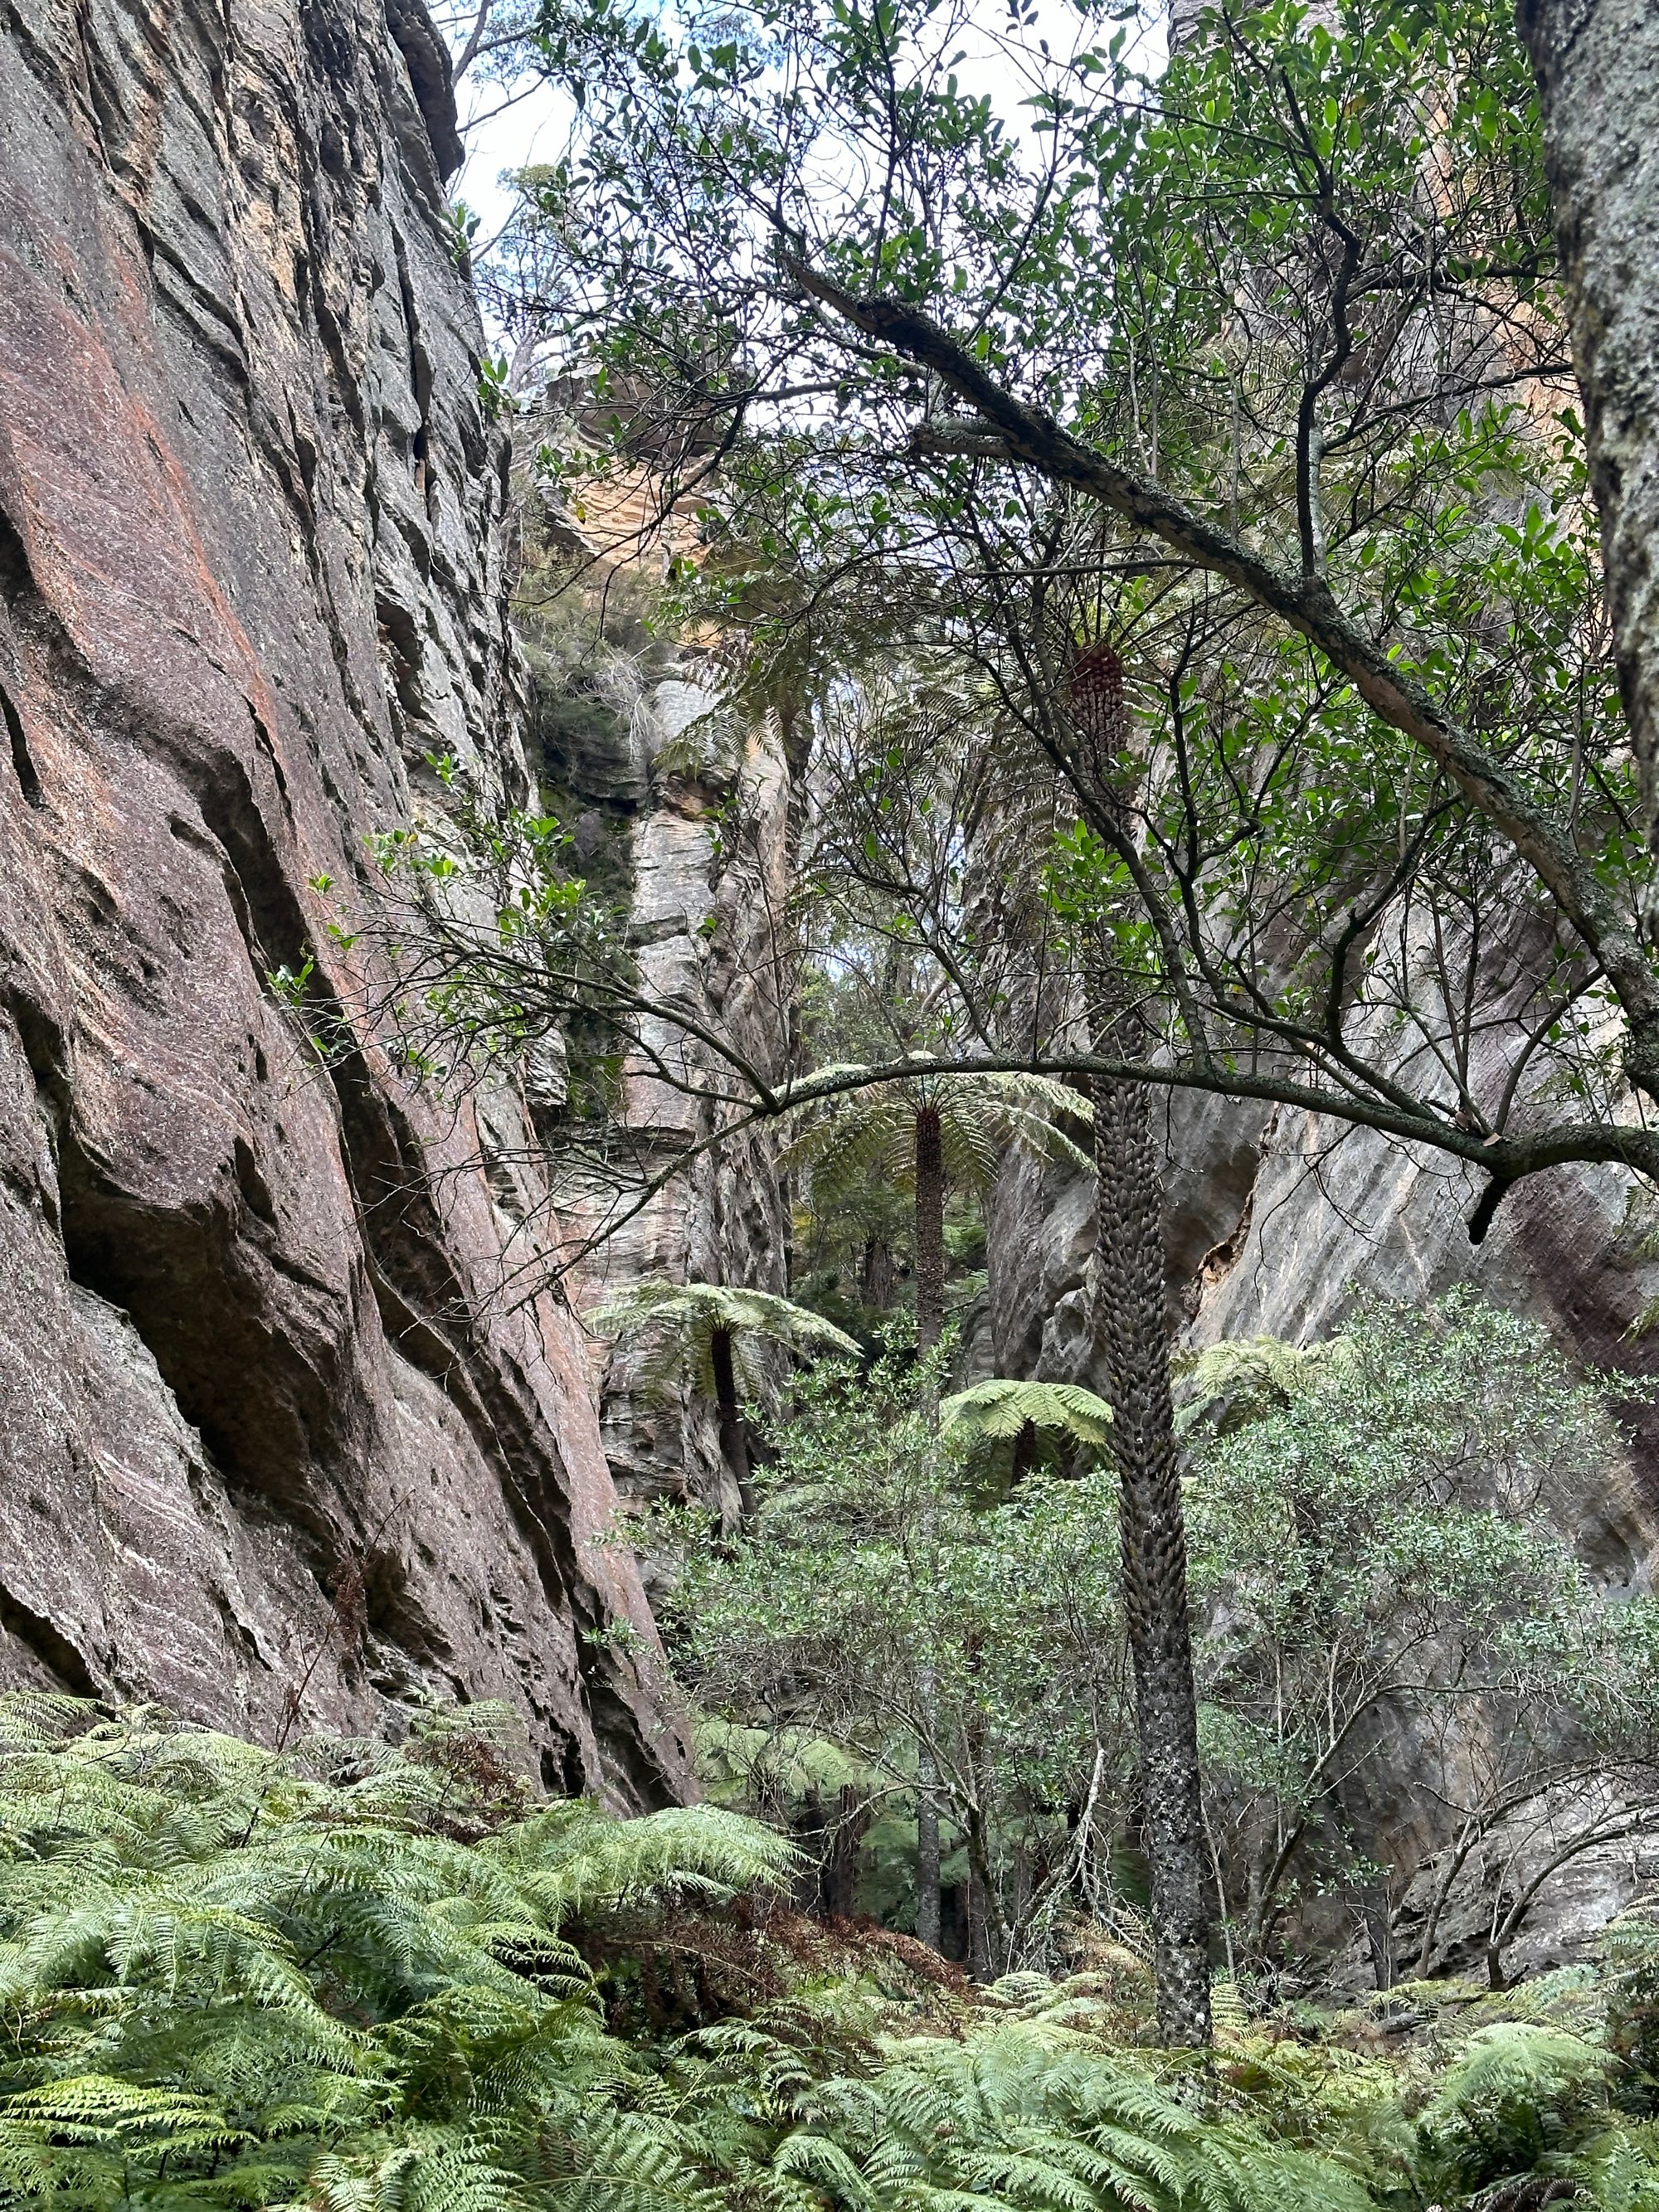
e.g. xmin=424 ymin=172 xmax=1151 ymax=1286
xmin=962 ymin=1629 xmax=996 ymax=1977
xmin=913 ymin=1105 xmax=946 ymax=1351
xmin=809 ymin=1784 xmax=873 ymax=1919
xmin=1010 ymin=1418 xmax=1038 ymax=1485
xmin=916 ymin=1719 xmax=942 ymax=1950
xmin=1520 ymin=0 xmax=1659 ymax=832
xmin=965 ymin=1821 xmax=996 ymax=1980
xmin=1093 ymin=1070 xmax=1214 ymax=2046
xmin=861 ymin=1234 xmax=896 ymax=1310
xmin=1362 ymin=1884 xmax=1396 ymax=1993
xmin=912 ymin=1101 xmax=946 ymax=1943
xmin=708 ymin=1325 xmax=755 ymax=1519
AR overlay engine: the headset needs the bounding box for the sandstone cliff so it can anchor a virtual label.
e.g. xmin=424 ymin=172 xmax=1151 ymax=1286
xmin=515 ymin=574 xmax=798 ymax=1525
xmin=0 ymin=0 xmax=685 ymax=1801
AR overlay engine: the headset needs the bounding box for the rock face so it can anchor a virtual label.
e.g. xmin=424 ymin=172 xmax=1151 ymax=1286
xmin=1188 ymin=1111 xmax=1659 ymax=1530
xmin=0 ymin=0 xmax=686 ymax=1802
xmin=988 ymin=1087 xmax=1659 ymax=1535
xmin=1520 ymin=0 xmax=1659 ymax=828
xmin=523 ymin=619 xmax=799 ymax=1525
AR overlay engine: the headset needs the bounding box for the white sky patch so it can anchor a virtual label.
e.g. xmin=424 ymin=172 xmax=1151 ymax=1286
xmin=455 ymin=76 xmax=565 ymax=246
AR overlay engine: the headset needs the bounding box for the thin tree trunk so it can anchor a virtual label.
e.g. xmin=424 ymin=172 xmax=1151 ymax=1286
xmin=912 ymin=1101 xmax=946 ymax=1946
xmin=964 ymin=1812 xmax=998 ymax=1980
xmin=1093 ymin=1069 xmax=1213 ymax=2046
xmin=913 ymin=1105 xmax=946 ymax=1350
xmin=1362 ymin=1884 xmax=1395 ymax=1993
xmin=900 ymin=1093 xmax=956 ymax=1947
xmin=963 ymin=1627 xmax=995 ymax=1978
xmin=915 ymin=1731 xmax=942 ymax=1952
xmin=1010 ymin=1418 xmax=1038 ymax=1485
xmin=708 ymin=1326 xmax=755 ymax=1519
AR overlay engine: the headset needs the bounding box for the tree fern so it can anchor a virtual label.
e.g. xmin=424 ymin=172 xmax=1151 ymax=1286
xmin=585 ymin=1281 xmax=859 ymax=1504
xmin=1174 ymin=1335 xmax=1351 ymax=1436
xmin=1564 ymin=2123 xmax=1659 ymax=2212
xmin=939 ymin=1378 xmax=1114 ymax=1452
xmin=781 ymin=1062 xmax=1093 ymax=1199
xmin=1410 ymin=2023 xmax=1613 ymax=2210
xmin=782 ymin=1059 xmax=1092 ymax=1347
xmin=585 ymin=1283 xmax=858 ymax=1408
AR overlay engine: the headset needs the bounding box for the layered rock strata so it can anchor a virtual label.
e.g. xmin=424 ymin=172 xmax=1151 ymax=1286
xmin=0 ymin=0 xmax=685 ymax=1800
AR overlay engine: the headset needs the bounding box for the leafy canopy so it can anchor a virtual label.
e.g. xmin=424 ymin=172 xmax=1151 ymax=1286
xmin=508 ymin=0 xmax=1659 ymax=1212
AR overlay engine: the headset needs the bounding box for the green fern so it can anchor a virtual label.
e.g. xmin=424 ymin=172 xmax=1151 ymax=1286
xmin=781 ymin=1059 xmax=1093 ymax=1200
xmin=1174 ymin=1334 xmax=1352 ymax=1435
xmin=585 ymin=1279 xmax=859 ymax=1404
xmin=9 ymin=1694 xmax=1659 ymax=2212
xmin=1410 ymin=2022 xmax=1613 ymax=2209
xmin=1565 ymin=2122 xmax=1659 ymax=2212
xmin=0 ymin=1696 xmax=786 ymax=2211
xmin=939 ymin=1377 xmax=1114 ymax=1451
xmin=687 ymin=2015 xmax=1375 ymax=2212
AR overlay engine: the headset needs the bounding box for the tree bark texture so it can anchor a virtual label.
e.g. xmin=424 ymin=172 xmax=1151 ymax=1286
xmin=912 ymin=1101 xmax=946 ymax=1944
xmin=913 ymin=1105 xmax=946 ymax=1350
xmin=1520 ymin=0 xmax=1659 ymax=834
xmin=808 ymin=1785 xmax=873 ymax=1919
xmin=1093 ymin=1070 xmax=1214 ymax=2046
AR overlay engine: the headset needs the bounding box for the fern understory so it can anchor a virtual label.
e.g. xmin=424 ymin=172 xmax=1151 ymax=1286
xmin=2 ymin=1696 xmax=1658 ymax=2212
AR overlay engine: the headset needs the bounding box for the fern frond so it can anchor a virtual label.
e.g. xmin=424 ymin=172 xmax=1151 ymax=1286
xmin=940 ymin=1378 xmax=1114 ymax=1449
xmin=1174 ymin=1334 xmax=1352 ymax=1435
xmin=585 ymin=1281 xmax=855 ymax=1407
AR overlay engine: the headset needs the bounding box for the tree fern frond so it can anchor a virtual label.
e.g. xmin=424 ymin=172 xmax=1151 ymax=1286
xmin=585 ymin=1281 xmax=856 ymax=1408
xmin=782 ymin=1062 xmax=1093 ymax=1208
xmin=499 ymin=1801 xmax=796 ymax=1920
xmin=1174 ymin=1334 xmax=1352 ymax=1435
xmin=940 ymin=1378 xmax=1114 ymax=1449
xmin=1419 ymin=2020 xmax=1610 ymax=2136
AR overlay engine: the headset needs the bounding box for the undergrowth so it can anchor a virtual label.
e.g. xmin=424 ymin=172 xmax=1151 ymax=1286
xmin=3 ymin=1696 xmax=1659 ymax=2210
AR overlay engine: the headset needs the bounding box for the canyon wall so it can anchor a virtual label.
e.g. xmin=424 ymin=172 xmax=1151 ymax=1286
xmin=518 ymin=581 xmax=799 ymax=1526
xmin=0 ymin=0 xmax=686 ymax=1801
xmin=985 ymin=1088 xmax=1659 ymax=1558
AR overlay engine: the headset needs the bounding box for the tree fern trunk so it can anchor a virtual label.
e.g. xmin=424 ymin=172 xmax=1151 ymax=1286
xmin=913 ymin=1105 xmax=946 ymax=1350
xmin=861 ymin=1234 xmax=896 ymax=1310
xmin=1093 ymin=1069 xmax=1213 ymax=2046
xmin=1068 ymin=639 xmax=1210 ymax=2039
xmin=708 ymin=1325 xmax=755 ymax=1519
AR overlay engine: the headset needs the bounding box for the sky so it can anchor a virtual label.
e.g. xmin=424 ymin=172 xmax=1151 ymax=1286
xmin=454 ymin=69 xmax=562 ymax=248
